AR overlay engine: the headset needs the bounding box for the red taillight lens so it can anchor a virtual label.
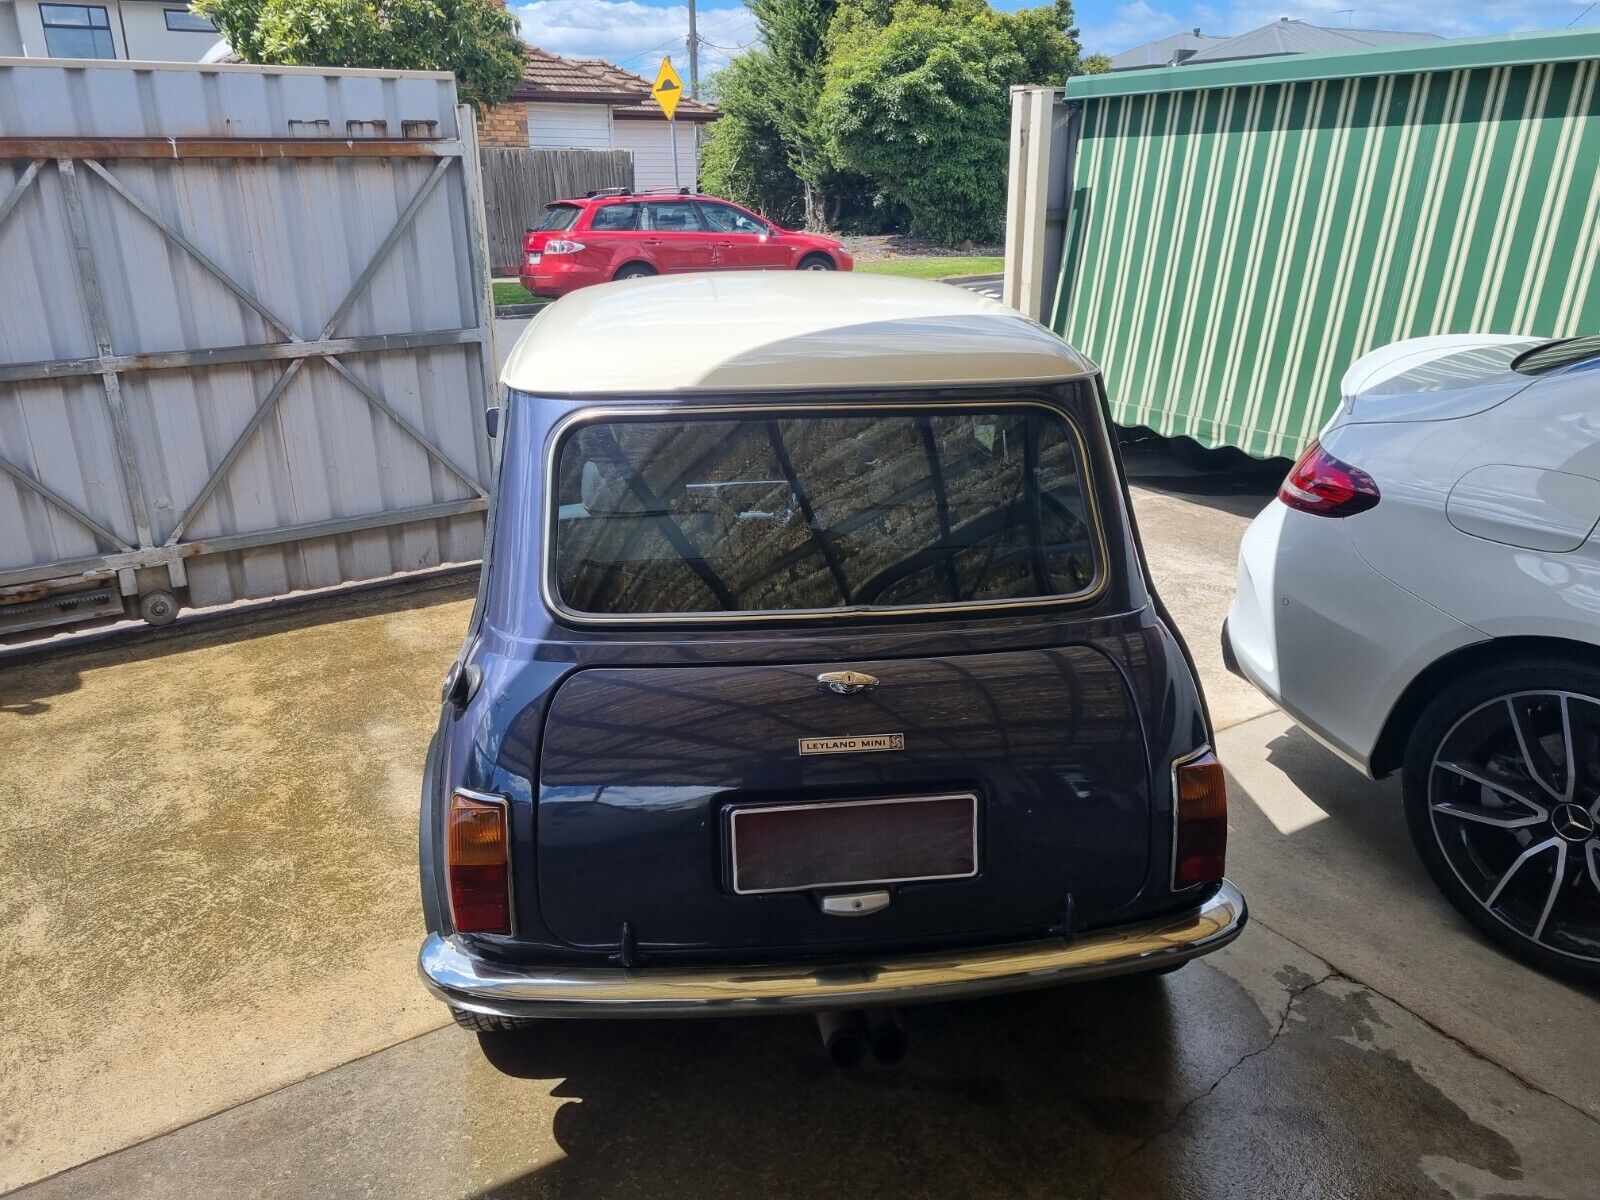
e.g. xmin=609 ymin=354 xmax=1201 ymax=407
xmin=448 ymin=791 xmax=511 ymax=934
xmin=543 ymin=239 xmax=586 ymax=255
xmin=1173 ymin=750 xmax=1227 ymax=888
xmin=1278 ymin=439 xmax=1379 ymax=517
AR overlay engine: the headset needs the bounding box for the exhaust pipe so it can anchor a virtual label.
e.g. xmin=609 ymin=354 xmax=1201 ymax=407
xmin=865 ymin=1008 xmax=909 ymax=1066
xmin=815 ymin=1010 xmax=868 ymax=1069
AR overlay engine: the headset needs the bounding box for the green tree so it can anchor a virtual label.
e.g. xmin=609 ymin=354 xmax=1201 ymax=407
xmin=819 ymin=0 xmax=1081 ymax=242
xmin=194 ymin=0 xmax=525 ymax=111
xmin=700 ymin=52 xmax=804 ymax=224
xmin=701 ymin=0 xmax=873 ymax=228
xmin=1082 ymin=53 xmax=1112 ymax=74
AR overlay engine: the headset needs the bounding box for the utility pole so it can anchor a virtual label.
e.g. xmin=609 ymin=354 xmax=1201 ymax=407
xmin=687 ymin=0 xmax=700 ymax=189
xmin=687 ymin=0 xmax=700 ymax=98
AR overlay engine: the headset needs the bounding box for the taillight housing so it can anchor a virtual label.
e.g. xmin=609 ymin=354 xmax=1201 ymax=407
xmin=543 ymin=239 xmax=586 ymax=255
xmin=1279 ymin=439 xmax=1379 ymax=517
xmin=1172 ymin=749 xmax=1227 ymax=889
xmin=447 ymin=790 xmax=512 ymax=934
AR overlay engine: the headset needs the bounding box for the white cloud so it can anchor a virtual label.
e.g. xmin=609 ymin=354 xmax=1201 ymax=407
xmin=511 ymin=0 xmax=760 ymax=77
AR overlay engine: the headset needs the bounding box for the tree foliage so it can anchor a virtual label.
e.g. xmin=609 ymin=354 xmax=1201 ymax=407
xmin=703 ymin=0 xmax=1087 ymax=242
xmin=820 ymin=3 xmax=1016 ymax=243
xmin=194 ymin=0 xmax=525 ymax=111
xmin=701 ymin=0 xmax=872 ymax=229
xmin=700 ymin=52 xmax=805 ymax=224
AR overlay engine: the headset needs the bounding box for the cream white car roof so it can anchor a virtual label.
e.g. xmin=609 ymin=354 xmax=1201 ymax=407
xmin=499 ymin=272 xmax=1096 ymax=396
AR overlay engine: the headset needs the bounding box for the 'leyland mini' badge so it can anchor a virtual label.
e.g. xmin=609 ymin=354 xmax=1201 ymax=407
xmin=798 ymin=733 xmax=906 ymax=755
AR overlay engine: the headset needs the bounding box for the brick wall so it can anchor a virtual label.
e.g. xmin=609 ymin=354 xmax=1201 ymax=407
xmin=479 ymin=0 xmax=527 ymax=148
xmin=479 ymin=101 xmax=528 ymax=148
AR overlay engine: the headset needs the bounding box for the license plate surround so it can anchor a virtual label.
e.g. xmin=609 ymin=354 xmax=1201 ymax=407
xmin=726 ymin=792 xmax=980 ymax=896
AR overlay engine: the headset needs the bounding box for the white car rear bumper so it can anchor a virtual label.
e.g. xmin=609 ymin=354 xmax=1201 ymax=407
xmin=1226 ymin=500 xmax=1483 ymax=777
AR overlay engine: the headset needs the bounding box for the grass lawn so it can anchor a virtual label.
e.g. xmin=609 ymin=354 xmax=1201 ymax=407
xmin=856 ymin=256 xmax=1003 ymax=279
xmin=492 ymin=281 xmax=547 ymax=307
xmin=492 ymin=256 xmax=1000 ymax=307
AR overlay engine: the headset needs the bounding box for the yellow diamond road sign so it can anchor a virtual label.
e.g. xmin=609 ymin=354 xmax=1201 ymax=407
xmin=652 ymin=57 xmax=683 ymax=121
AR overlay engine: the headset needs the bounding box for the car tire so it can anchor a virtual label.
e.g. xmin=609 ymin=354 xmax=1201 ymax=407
xmin=613 ymin=263 xmax=656 ymax=281
xmin=1401 ymin=657 xmax=1600 ymax=983
xmin=798 ymin=253 xmax=835 ymax=271
xmin=449 ymin=1007 xmax=538 ymax=1033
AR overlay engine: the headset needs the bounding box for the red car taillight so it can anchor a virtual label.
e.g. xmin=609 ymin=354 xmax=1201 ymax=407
xmin=1173 ymin=750 xmax=1227 ymax=888
xmin=543 ymin=239 xmax=586 ymax=255
xmin=448 ymin=790 xmax=511 ymax=934
xmin=1278 ymin=439 xmax=1380 ymax=517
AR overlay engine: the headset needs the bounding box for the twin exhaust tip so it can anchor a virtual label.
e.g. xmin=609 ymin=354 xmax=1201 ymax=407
xmin=816 ymin=1008 xmax=909 ymax=1068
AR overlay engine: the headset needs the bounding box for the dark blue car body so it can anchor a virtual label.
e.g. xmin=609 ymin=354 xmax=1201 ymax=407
xmin=418 ymin=276 xmax=1244 ymax=1022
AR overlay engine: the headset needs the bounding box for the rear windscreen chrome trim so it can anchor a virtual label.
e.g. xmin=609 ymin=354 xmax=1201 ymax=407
xmin=725 ymin=792 xmax=981 ymax=896
xmin=540 ymin=398 xmax=1110 ymax=627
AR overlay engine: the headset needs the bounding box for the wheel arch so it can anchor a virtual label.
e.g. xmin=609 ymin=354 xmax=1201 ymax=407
xmin=797 ymin=250 xmax=835 ymax=269
xmin=612 ymin=259 xmax=656 ymax=279
xmin=1370 ymin=636 xmax=1600 ymax=778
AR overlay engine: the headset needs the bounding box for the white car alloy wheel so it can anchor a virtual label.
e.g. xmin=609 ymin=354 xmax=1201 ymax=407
xmin=1405 ymin=668 xmax=1600 ymax=981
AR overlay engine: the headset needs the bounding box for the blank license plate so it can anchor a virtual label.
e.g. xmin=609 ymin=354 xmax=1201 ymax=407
xmin=729 ymin=793 xmax=978 ymax=895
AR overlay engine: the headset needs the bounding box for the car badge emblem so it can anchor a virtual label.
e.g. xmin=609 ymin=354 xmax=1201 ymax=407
xmin=799 ymin=733 xmax=905 ymax=756
xmin=817 ymin=670 xmax=878 ymax=695
xmin=1551 ymin=803 xmax=1596 ymax=842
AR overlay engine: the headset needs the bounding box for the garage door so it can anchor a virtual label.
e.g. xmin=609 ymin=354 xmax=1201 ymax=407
xmin=611 ymin=119 xmax=697 ymax=191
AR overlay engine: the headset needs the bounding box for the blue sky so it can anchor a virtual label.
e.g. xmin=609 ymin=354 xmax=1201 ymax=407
xmin=509 ymin=0 xmax=1600 ymax=79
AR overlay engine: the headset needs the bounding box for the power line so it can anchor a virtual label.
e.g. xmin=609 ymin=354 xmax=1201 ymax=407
xmin=613 ymin=34 xmax=687 ymax=68
xmin=1570 ymin=2 xmax=1597 ymax=26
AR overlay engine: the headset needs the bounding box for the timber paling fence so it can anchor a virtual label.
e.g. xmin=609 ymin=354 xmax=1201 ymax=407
xmin=480 ymin=147 xmax=634 ymax=275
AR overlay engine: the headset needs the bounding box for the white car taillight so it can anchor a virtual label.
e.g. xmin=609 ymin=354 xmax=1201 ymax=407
xmin=544 ymin=239 xmax=586 ymax=255
xmin=1279 ymin=440 xmax=1380 ymax=518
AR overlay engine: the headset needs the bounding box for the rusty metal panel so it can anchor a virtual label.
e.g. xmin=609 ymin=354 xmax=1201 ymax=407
xmin=0 ymin=59 xmax=493 ymax=630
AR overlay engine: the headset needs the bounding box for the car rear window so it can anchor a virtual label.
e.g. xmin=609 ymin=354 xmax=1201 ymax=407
xmin=1511 ymin=335 xmax=1600 ymax=376
xmin=549 ymin=408 xmax=1100 ymax=618
xmin=533 ymin=204 xmax=580 ymax=232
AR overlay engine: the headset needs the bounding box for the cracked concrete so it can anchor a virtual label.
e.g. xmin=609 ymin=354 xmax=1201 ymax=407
xmin=5 ymin=440 xmax=1599 ymax=1197
xmin=1091 ymin=964 xmax=1341 ymax=1200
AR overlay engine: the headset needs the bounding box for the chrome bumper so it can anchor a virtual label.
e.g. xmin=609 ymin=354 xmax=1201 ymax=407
xmin=419 ymin=880 xmax=1246 ymax=1018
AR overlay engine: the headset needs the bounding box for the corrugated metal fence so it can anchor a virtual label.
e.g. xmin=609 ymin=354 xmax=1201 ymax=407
xmin=1013 ymin=30 xmax=1600 ymax=459
xmin=0 ymin=59 xmax=496 ymax=633
xmin=481 ymin=147 xmax=633 ymax=274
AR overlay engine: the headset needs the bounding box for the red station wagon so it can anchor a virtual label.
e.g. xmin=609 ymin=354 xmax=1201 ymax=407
xmin=518 ymin=189 xmax=854 ymax=298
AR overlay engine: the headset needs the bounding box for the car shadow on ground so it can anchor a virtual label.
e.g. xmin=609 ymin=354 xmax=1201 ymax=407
xmin=1260 ymin=724 xmax=1417 ymax=879
xmin=0 ymin=569 xmax=474 ymax=716
xmin=464 ymin=974 xmax=1207 ymax=1199
xmin=453 ymin=944 xmax=1545 ymax=1200
xmin=1119 ymin=437 xmax=1289 ymax=513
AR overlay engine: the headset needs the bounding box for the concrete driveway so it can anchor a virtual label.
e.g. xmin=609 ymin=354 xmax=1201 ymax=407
xmin=2 ymin=445 xmax=1597 ymax=1198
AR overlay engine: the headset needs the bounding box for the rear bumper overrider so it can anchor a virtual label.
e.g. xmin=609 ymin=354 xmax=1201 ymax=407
xmin=419 ymin=880 xmax=1246 ymax=1018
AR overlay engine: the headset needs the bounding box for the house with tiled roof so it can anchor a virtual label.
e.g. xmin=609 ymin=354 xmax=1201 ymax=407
xmin=1110 ymin=17 xmax=1441 ymax=71
xmin=480 ymin=46 xmax=719 ymax=191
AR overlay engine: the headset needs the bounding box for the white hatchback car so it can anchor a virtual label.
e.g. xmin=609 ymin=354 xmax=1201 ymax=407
xmin=1226 ymin=334 xmax=1600 ymax=981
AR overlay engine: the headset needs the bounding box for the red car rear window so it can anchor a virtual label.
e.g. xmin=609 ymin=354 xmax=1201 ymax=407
xmin=532 ymin=204 xmax=580 ymax=232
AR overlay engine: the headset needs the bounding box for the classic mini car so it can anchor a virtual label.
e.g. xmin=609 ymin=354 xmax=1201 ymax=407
xmin=419 ymin=273 xmax=1246 ymax=1057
